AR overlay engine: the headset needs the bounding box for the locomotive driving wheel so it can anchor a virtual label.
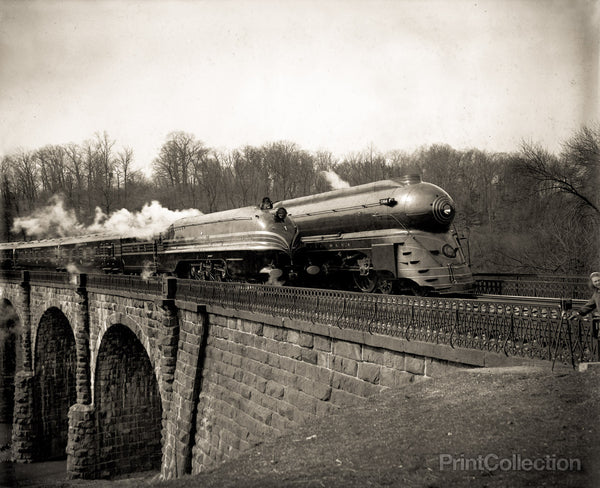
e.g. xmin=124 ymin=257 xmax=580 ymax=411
xmin=377 ymin=278 xmax=395 ymax=295
xmin=353 ymin=271 xmax=378 ymax=293
xmin=190 ymin=260 xmax=228 ymax=281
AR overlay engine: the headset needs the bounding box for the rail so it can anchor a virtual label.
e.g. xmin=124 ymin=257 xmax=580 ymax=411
xmin=1 ymin=271 xmax=597 ymax=365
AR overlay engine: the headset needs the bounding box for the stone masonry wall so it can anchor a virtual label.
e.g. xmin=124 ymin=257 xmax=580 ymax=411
xmin=188 ymin=306 xmax=457 ymax=474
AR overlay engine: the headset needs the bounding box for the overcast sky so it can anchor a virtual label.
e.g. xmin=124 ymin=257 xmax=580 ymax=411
xmin=1 ymin=0 xmax=598 ymax=173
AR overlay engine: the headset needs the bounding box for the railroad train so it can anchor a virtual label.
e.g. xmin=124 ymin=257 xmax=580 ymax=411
xmin=0 ymin=175 xmax=474 ymax=295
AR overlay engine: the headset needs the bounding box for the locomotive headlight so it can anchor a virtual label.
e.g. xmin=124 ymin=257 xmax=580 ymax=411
xmin=432 ymin=196 xmax=455 ymax=224
xmin=274 ymin=207 xmax=288 ymax=222
xmin=442 ymin=244 xmax=457 ymax=258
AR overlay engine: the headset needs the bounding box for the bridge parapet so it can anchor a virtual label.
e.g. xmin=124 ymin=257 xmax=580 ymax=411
xmin=174 ymin=280 xmax=597 ymax=365
xmin=2 ymin=272 xmax=597 ymax=365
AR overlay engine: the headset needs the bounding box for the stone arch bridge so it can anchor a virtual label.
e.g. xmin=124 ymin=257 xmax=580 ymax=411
xmin=0 ymin=270 xmax=581 ymax=480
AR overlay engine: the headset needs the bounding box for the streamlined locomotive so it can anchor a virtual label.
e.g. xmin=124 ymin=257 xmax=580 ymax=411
xmin=279 ymin=175 xmax=473 ymax=294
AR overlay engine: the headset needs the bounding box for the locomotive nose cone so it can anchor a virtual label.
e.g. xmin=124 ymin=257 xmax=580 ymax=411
xmin=432 ymin=196 xmax=455 ymax=225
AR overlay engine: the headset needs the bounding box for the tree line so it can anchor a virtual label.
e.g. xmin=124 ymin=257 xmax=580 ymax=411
xmin=1 ymin=126 xmax=599 ymax=274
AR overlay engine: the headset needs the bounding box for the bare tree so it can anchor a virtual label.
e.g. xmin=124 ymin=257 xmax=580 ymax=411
xmin=153 ymin=132 xmax=207 ymax=208
xmin=94 ymin=132 xmax=117 ymax=214
xmin=519 ymin=136 xmax=599 ymax=218
xmin=12 ymin=150 xmax=39 ymax=211
xmin=64 ymin=143 xmax=86 ymax=219
xmin=0 ymin=158 xmax=17 ymax=241
xmin=262 ymin=141 xmax=321 ymax=200
xmin=227 ymin=146 xmax=270 ymax=207
xmin=336 ymin=146 xmax=389 ymax=186
xmin=115 ymin=147 xmax=134 ymax=208
xmin=35 ymin=145 xmax=70 ymax=201
xmin=191 ymin=150 xmax=226 ymax=212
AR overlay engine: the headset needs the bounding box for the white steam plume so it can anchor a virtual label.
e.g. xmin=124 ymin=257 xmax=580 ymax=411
xmin=12 ymin=196 xmax=202 ymax=240
xmin=66 ymin=263 xmax=82 ymax=284
xmin=87 ymin=201 xmax=202 ymax=239
xmin=321 ymin=171 xmax=350 ymax=190
xmin=12 ymin=196 xmax=85 ymax=237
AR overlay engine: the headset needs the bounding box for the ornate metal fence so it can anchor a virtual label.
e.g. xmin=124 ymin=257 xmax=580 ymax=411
xmin=86 ymin=273 xmax=164 ymax=296
xmin=177 ymin=280 xmax=598 ymax=365
xmin=1 ymin=271 xmax=597 ymax=365
xmin=474 ymin=273 xmax=590 ymax=299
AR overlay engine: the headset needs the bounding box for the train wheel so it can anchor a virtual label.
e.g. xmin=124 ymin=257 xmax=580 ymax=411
xmin=353 ymin=271 xmax=378 ymax=293
xmin=377 ymin=279 xmax=395 ymax=295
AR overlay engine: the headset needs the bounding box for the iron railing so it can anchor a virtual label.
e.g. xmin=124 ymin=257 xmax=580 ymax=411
xmin=176 ymin=280 xmax=598 ymax=365
xmin=0 ymin=269 xmax=23 ymax=282
xmin=1 ymin=272 xmax=597 ymax=365
xmin=474 ymin=273 xmax=590 ymax=299
xmin=86 ymin=273 xmax=164 ymax=296
xmin=0 ymin=270 xmax=73 ymax=286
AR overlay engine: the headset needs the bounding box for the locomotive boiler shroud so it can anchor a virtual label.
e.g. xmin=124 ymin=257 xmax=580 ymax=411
xmin=279 ymin=175 xmax=473 ymax=294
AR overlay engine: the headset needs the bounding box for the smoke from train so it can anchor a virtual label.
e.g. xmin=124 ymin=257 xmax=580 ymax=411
xmin=12 ymin=196 xmax=202 ymax=240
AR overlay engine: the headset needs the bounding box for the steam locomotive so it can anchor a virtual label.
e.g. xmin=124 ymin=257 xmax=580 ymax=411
xmin=282 ymin=174 xmax=473 ymax=294
xmin=0 ymin=175 xmax=474 ymax=295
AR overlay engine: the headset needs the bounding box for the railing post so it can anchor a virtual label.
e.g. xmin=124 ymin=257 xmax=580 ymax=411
xmin=593 ymin=318 xmax=600 ymax=362
xmin=162 ymin=276 xmax=177 ymax=300
xmin=560 ymin=299 xmax=572 ymax=312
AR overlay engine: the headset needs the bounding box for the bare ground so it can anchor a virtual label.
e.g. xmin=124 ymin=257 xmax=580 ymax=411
xmin=31 ymin=363 xmax=600 ymax=488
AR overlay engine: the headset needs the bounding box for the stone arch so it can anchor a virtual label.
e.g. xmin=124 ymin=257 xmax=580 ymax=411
xmin=33 ymin=306 xmax=77 ymax=461
xmin=0 ymin=299 xmax=19 ymax=423
xmin=31 ymin=300 xmax=76 ymax=372
xmin=92 ymin=313 xmax=156 ymax=402
xmin=94 ymin=323 xmax=163 ymax=478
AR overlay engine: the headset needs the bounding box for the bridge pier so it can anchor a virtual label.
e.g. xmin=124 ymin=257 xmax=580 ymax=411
xmin=11 ymin=371 xmax=34 ymax=462
xmin=159 ymin=281 xmax=207 ymax=480
xmin=66 ymin=403 xmax=96 ymax=478
xmin=65 ymin=274 xmax=95 ymax=478
xmin=11 ymin=271 xmax=33 ymax=462
xmin=74 ymin=274 xmax=91 ymax=405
